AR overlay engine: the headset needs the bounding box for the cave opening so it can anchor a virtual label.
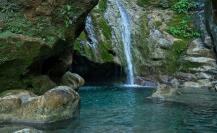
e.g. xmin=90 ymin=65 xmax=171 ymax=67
xmin=26 ymin=40 xmax=72 ymax=83
xmin=70 ymin=51 xmax=126 ymax=85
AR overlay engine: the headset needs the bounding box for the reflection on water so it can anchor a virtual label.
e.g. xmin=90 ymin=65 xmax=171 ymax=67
xmin=1 ymin=86 xmax=217 ymax=133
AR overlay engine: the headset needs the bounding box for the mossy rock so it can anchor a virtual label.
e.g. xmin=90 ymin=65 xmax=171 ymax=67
xmin=0 ymin=0 xmax=98 ymax=93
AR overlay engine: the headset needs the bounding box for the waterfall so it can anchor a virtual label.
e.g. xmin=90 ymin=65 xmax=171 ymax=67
xmin=85 ymin=15 xmax=98 ymax=48
xmin=85 ymin=15 xmax=101 ymax=62
xmin=116 ymin=0 xmax=134 ymax=85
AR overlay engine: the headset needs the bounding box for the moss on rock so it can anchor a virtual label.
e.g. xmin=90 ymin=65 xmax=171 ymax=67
xmin=0 ymin=0 xmax=98 ymax=93
xmin=162 ymin=40 xmax=188 ymax=74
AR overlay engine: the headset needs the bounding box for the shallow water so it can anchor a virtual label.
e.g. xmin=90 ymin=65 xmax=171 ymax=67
xmin=2 ymin=86 xmax=217 ymax=133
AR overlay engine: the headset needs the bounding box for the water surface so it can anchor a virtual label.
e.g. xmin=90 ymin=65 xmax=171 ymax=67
xmin=55 ymin=86 xmax=217 ymax=133
xmin=1 ymin=86 xmax=217 ymax=133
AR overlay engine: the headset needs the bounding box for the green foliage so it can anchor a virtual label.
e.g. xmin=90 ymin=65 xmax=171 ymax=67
xmin=98 ymin=0 xmax=108 ymax=13
xmin=172 ymin=0 xmax=197 ymax=13
xmin=163 ymin=39 xmax=202 ymax=74
xmin=61 ymin=5 xmax=76 ymax=27
xmin=0 ymin=1 xmax=21 ymax=13
xmin=168 ymin=19 xmax=200 ymax=38
xmin=136 ymin=0 xmax=177 ymax=8
xmin=98 ymin=19 xmax=112 ymax=40
xmin=163 ymin=40 xmax=188 ymax=74
xmin=137 ymin=0 xmax=151 ymax=7
xmin=2 ymin=14 xmax=63 ymax=45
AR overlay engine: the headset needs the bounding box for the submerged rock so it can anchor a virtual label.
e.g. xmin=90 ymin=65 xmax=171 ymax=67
xmin=151 ymin=84 xmax=178 ymax=99
xmin=0 ymin=86 xmax=79 ymax=124
xmin=152 ymin=85 xmax=217 ymax=106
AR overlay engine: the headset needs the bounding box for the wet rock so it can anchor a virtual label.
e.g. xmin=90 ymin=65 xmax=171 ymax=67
xmin=60 ymin=71 xmax=85 ymax=91
xmin=152 ymin=84 xmax=178 ymax=99
xmin=0 ymin=86 xmax=79 ymax=123
xmin=152 ymin=86 xmax=217 ymax=106
xmin=135 ymin=76 xmax=157 ymax=87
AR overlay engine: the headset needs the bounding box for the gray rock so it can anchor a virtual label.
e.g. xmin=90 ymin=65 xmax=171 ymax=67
xmin=181 ymin=79 xmax=212 ymax=89
xmin=135 ymin=76 xmax=157 ymax=87
xmin=150 ymin=48 xmax=166 ymax=60
xmin=195 ymin=72 xmax=213 ymax=80
xmin=153 ymin=87 xmax=217 ymax=106
xmin=160 ymin=0 xmax=170 ymax=8
xmin=195 ymin=10 xmax=213 ymax=48
xmin=183 ymin=56 xmax=217 ymax=67
xmin=186 ymin=39 xmax=215 ymax=58
xmin=176 ymin=72 xmax=197 ymax=81
xmin=170 ymin=78 xmax=180 ymax=88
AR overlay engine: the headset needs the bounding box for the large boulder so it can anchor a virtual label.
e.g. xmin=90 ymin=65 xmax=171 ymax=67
xmin=0 ymin=0 xmax=98 ymax=93
xmin=0 ymin=86 xmax=79 ymax=123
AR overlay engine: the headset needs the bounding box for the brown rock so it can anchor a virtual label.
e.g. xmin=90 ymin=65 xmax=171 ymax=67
xmin=61 ymin=71 xmax=85 ymax=91
xmin=0 ymin=86 xmax=79 ymax=123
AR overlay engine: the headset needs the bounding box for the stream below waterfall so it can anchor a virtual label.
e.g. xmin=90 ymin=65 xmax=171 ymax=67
xmin=2 ymin=86 xmax=217 ymax=133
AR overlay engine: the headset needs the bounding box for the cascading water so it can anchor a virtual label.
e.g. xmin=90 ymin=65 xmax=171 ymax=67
xmin=85 ymin=15 xmax=98 ymax=49
xmin=85 ymin=15 xmax=100 ymax=61
xmin=116 ymin=1 xmax=134 ymax=85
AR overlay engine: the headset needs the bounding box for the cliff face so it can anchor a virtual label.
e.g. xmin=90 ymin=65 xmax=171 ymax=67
xmin=0 ymin=0 xmax=98 ymax=93
xmin=75 ymin=0 xmax=217 ymax=92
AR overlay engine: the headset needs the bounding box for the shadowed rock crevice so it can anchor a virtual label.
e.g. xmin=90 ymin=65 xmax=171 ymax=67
xmin=70 ymin=51 xmax=126 ymax=84
xmin=26 ymin=40 xmax=73 ymax=83
xmin=205 ymin=0 xmax=217 ymax=51
xmin=212 ymin=0 xmax=217 ymax=21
